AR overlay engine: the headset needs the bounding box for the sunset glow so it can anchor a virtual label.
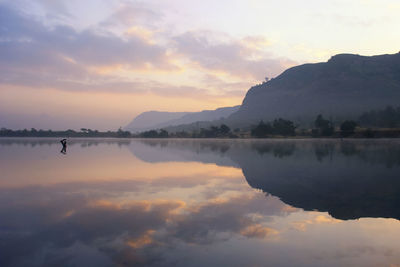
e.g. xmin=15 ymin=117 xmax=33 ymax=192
xmin=1 ymin=0 xmax=400 ymax=129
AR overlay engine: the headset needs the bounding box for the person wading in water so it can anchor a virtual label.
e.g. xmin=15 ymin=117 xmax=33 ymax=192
xmin=60 ymin=139 xmax=67 ymax=154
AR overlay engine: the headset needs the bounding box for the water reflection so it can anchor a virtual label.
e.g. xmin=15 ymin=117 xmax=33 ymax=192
xmin=132 ymin=139 xmax=400 ymax=220
xmin=0 ymin=174 xmax=290 ymax=266
xmin=0 ymin=138 xmax=400 ymax=267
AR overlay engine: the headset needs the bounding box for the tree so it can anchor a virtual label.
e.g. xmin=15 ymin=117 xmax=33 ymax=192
xmin=358 ymin=105 xmax=400 ymax=128
xmin=272 ymin=118 xmax=296 ymax=136
xmin=219 ymin=124 xmax=230 ymax=135
xmin=140 ymin=130 xmax=158 ymax=138
xmin=381 ymin=106 xmax=398 ymax=128
xmin=159 ymin=129 xmax=169 ymax=138
xmin=314 ymin=114 xmax=334 ymax=136
xmin=363 ymin=128 xmax=374 ymax=138
xmin=340 ymin=120 xmax=357 ymax=137
xmin=197 ymin=124 xmax=232 ymax=138
xmin=251 ymin=121 xmax=273 ymax=138
xmin=117 ymin=127 xmax=131 ymax=138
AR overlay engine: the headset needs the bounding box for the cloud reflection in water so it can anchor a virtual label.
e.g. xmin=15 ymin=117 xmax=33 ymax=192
xmin=1 ymin=139 xmax=400 ymax=266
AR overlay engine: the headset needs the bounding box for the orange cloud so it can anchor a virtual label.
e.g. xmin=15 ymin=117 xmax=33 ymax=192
xmin=291 ymin=213 xmax=342 ymax=232
xmin=127 ymin=230 xmax=156 ymax=248
xmin=240 ymin=224 xmax=279 ymax=239
xmin=125 ymin=26 xmax=156 ymax=44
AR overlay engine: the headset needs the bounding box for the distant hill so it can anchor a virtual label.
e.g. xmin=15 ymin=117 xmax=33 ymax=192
xmin=125 ymin=106 xmax=240 ymax=133
xmin=228 ymin=52 xmax=400 ymax=127
xmin=124 ymin=111 xmax=189 ymax=133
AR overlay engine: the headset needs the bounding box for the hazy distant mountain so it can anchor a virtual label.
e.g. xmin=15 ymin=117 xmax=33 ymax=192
xmin=124 ymin=111 xmax=189 ymax=133
xmin=125 ymin=106 xmax=240 ymax=133
xmin=229 ymin=52 xmax=400 ymax=127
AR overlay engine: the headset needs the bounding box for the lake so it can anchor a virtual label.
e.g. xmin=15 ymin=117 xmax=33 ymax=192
xmin=1 ymin=138 xmax=400 ymax=267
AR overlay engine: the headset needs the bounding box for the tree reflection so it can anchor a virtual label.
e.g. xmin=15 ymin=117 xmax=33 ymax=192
xmin=133 ymin=139 xmax=400 ymax=220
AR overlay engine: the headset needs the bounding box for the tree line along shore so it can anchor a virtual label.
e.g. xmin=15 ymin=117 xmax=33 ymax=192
xmin=2 ymin=106 xmax=400 ymax=139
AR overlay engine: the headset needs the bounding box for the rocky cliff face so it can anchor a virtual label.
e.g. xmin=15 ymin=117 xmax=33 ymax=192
xmin=229 ymin=53 xmax=400 ymax=126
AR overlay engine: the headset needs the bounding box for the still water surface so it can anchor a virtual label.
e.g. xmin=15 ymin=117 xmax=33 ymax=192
xmin=1 ymin=138 xmax=400 ymax=267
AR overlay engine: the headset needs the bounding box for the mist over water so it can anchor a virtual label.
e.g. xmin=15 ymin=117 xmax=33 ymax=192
xmin=0 ymin=138 xmax=400 ymax=267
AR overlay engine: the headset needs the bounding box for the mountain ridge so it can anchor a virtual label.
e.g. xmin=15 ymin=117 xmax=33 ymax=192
xmin=126 ymin=52 xmax=400 ymax=132
xmin=125 ymin=106 xmax=240 ymax=133
xmin=229 ymin=52 xmax=400 ymax=127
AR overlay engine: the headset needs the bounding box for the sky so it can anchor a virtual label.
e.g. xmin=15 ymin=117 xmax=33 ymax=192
xmin=0 ymin=0 xmax=399 ymax=130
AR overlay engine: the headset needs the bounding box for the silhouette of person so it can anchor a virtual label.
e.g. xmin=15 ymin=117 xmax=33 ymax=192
xmin=60 ymin=139 xmax=67 ymax=154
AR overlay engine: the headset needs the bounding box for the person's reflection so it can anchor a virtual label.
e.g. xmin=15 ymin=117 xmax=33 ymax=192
xmin=60 ymin=139 xmax=67 ymax=154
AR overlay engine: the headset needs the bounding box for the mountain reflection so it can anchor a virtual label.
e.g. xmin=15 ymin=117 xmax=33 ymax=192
xmin=132 ymin=139 xmax=400 ymax=220
xmin=1 ymin=139 xmax=400 ymax=266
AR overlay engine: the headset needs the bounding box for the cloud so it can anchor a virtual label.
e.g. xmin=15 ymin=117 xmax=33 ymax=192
xmin=0 ymin=3 xmax=178 ymax=91
xmin=291 ymin=213 xmax=342 ymax=232
xmin=0 ymin=9 xmax=172 ymax=69
xmin=101 ymin=1 xmax=162 ymax=29
xmin=0 ymin=3 xmax=249 ymax=100
xmin=36 ymin=0 xmax=72 ymax=18
xmin=0 ymin=0 xmax=299 ymax=131
xmin=0 ymin=2 xmax=295 ymax=99
xmin=172 ymin=30 xmax=296 ymax=79
xmin=240 ymin=224 xmax=278 ymax=238
xmin=200 ymin=73 xmax=252 ymax=97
